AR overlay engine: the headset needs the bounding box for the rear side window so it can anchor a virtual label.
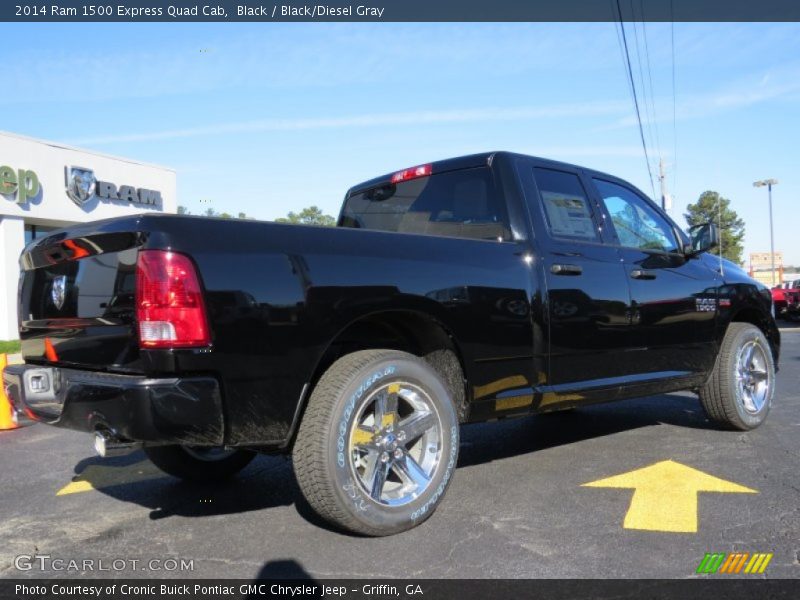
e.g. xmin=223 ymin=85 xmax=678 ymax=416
xmin=532 ymin=168 xmax=599 ymax=241
xmin=339 ymin=167 xmax=510 ymax=241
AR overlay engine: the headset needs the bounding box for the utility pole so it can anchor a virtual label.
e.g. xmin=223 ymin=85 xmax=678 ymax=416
xmin=753 ymin=179 xmax=779 ymax=286
xmin=659 ymin=157 xmax=667 ymax=211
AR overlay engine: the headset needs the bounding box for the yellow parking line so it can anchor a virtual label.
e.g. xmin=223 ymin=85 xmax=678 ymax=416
xmin=57 ymin=459 xmax=167 ymax=496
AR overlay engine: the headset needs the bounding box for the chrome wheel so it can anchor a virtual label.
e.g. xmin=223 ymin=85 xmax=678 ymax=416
xmin=735 ymin=340 xmax=770 ymax=414
xmin=348 ymin=381 xmax=442 ymax=507
xmin=183 ymin=446 xmax=238 ymax=461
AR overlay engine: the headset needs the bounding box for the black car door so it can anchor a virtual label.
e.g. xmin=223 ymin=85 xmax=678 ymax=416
xmin=589 ymin=176 xmax=720 ymax=376
xmin=517 ymin=160 xmax=635 ymax=388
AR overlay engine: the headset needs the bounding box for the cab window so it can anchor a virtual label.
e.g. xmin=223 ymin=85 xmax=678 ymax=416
xmin=532 ymin=168 xmax=599 ymax=241
xmin=339 ymin=167 xmax=511 ymax=241
xmin=594 ymin=179 xmax=679 ymax=253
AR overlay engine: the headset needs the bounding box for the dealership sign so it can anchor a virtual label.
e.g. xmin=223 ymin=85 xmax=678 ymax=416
xmin=0 ymin=165 xmax=40 ymax=203
xmin=1 ymin=163 xmax=161 ymax=209
xmin=65 ymin=166 xmax=162 ymax=208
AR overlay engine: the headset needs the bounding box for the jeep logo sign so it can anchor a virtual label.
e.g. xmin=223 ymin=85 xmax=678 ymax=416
xmin=0 ymin=165 xmax=40 ymax=204
xmin=65 ymin=166 xmax=162 ymax=208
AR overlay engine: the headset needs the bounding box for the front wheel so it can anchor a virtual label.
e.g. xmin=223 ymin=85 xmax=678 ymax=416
xmin=699 ymin=323 xmax=775 ymax=430
xmin=293 ymin=350 xmax=460 ymax=536
xmin=144 ymin=445 xmax=255 ymax=482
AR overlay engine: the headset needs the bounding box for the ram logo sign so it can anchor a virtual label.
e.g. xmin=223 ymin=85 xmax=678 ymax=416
xmin=65 ymin=166 xmax=162 ymax=209
xmin=696 ymin=552 xmax=773 ymax=574
xmin=65 ymin=166 xmax=96 ymax=206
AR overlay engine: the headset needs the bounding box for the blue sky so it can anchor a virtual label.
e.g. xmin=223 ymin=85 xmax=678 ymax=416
xmin=2 ymin=22 xmax=799 ymax=264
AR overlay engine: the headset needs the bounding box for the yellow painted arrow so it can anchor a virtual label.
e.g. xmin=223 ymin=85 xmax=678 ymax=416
xmin=582 ymin=460 xmax=757 ymax=533
xmin=57 ymin=459 xmax=167 ymax=496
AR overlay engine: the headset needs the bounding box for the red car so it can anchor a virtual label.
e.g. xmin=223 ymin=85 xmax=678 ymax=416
xmin=773 ymin=280 xmax=800 ymax=320
xmin=784 ymin=289 xmax=800 ymax=321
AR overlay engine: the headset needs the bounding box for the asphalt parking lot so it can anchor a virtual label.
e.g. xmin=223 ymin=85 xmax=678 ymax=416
xmin=2 ymin=332 xmax=799 ymax=580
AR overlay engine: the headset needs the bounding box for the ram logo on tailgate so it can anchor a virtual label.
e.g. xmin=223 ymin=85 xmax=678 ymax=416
xmin=51 ymin=275 xmax=66 ymax=310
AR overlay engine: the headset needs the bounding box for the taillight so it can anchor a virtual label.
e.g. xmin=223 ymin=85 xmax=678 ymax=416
xmin=390 ymin=163 xmax=432 ymax=184
xmin=135 ymin=250 xmax=210 ymax=348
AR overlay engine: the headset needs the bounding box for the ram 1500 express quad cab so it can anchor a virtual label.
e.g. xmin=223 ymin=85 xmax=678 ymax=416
xmin=3 ymin=152 xmax=779 ymax=535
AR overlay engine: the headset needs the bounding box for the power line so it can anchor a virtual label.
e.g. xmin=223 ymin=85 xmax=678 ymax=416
xmin=640 ymin=15 xmax=663 ymax=160
xmin=629 ymin=2 xmax=659 ymax=161
xmin=614 ymin=0 xmax=657 ymax=201
xmin=612 ymin=3 xmax=634 ymax=105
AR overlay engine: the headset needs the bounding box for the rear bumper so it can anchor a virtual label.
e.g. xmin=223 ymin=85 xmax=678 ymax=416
xmin=2 ymin=364 xmax=224 ymax=446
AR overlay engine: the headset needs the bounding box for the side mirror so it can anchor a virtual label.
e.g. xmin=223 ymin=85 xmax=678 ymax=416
xmin=686 ymin=222 xmax=719 ymax=256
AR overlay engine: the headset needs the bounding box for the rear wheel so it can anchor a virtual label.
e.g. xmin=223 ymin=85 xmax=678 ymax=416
xmin=144 ymin=445 xmax=255 ymax=482
xmin=699 ymin=323 xmax=775 ymax=430
xmin=293 ymin=350 xmax=459 ymax=536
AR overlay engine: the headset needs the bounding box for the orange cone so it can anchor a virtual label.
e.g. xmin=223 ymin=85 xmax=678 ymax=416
xmin=0 ymin=353 xmax=20 ymax=430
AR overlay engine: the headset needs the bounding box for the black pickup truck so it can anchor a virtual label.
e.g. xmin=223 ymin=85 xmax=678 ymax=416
xmin=3 ymin=152 xmax=779 ymax=536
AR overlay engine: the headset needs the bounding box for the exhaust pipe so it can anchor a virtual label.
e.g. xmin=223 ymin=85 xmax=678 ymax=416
xmin=94 ymin=431 xmax=141 ymax=458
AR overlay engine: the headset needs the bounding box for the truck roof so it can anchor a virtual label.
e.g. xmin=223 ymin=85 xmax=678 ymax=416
xmin=346 ymin=151 xmax=625 ymax=197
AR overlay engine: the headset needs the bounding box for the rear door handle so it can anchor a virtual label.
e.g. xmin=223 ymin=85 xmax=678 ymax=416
xmin=630 ymin=269 xmax=657 ymax=280
xmin=550 ymin=264 xmax=583 ymax=276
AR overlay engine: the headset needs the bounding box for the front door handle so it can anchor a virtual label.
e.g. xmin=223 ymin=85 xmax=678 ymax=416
xmin=551 ymin=264 xmax=583 ymax=276
xmin=630 ymin=269 xmax=657 ymax=280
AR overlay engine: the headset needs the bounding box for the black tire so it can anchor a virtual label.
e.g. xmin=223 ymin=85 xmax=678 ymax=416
xmin=144 ymin=445 xmax=255 ymax=482
xmin=699 ymin=323 xmax=775 ymax=430
xmin=293 ymin=350 xmax=459 ymax=536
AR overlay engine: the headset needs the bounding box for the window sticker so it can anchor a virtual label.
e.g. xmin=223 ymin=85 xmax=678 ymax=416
xmin=541 ymin=191 xmax=596 ymax=239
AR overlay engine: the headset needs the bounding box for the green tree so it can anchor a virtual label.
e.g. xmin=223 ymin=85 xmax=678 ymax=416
xmin=192 ymin=207 xmax=250 ymax=219
xmin=684 ymin=191 xmax=745 ymax=265
xmin=177 ymin=205 xmax=191 ymax=215
xmin=275 ymin=206 xmax=336 ymax=227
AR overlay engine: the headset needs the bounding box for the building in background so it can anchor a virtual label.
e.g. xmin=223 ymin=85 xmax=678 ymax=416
xmin=0 ymin=131 xmax=176 ymax=340
xmin=749 ymin=251 xmax=783 ymax=288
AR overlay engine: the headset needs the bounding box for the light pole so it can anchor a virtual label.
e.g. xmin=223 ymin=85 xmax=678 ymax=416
xmin=753 ymin=179 xmax=779 ymax=286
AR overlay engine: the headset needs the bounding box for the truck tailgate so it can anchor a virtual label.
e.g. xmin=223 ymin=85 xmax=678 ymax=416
xmin=18 ymin=229 xmax=144 ymax=372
